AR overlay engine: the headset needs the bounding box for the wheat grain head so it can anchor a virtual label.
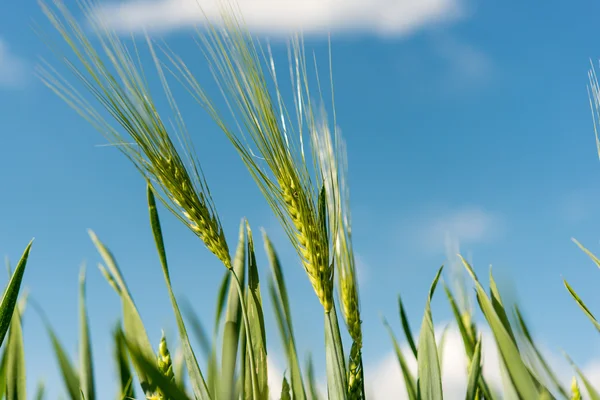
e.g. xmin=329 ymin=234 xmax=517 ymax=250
xmin=38 ymin=0 xmax=231 ymax=268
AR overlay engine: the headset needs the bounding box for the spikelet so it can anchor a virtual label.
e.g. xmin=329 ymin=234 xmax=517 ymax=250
xmin=147 ymin=331 xmax=175 ymax=400
xmin=154 ymin=155 xmax=231 ymax=269
xmin=570 ymin=377 xmax=581 ymax=400
xmin=280 ymin=176 xmax=333 ymax=310
xmin=37 ymin=1 xmax=232 ymax=270
xmin=347 ymin=342 xmax=364 ymax=400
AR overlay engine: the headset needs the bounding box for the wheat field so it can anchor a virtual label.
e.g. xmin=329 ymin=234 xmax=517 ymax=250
xmin=0 ymin=1 xmax=599 ymax=399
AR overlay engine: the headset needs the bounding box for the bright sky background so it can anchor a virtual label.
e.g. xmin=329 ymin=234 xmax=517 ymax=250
xmin=2 ymin=0 xmax=600 ymax=398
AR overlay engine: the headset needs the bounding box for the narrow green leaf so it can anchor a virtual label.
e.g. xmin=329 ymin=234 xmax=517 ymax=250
xmin=489 ymin=269 xmax=517 ymax=344
xmin=181 ymin=302 xmax=218 ymax=399
xmin=264 ymin=231 xmax=306 ymax=400
xmin=0 ymin=345 xmax=9 ymax=397
xmin=563 ymin=279 xmax=600 ymax=332
xmin=443 ymin=283 xmax=475 ymax=356
xmin=398 ymin=294 xmax=417 ymax=358
xmin=565 ymin=354 xmax=600 ymax=400
xmin=34 ymin=381 xmax=45 ymax=400
xmin=325 ymin=304 xmax=348 ymax=400
xmin=214 ymin=270 xmax=231 ymax=335
xmin=572 ymin=238 xmax=600 ymax=270
xmin=460 ymin=255 xmax=539 ymax=399
xmin=306 ymin=354 xmax=321 ymax=400
xmin=173 ymin=348 xmax=186 ymax=389
xmin=31 ymin=300 xmax=79 ymax=400
xmin=209 ymin=269 xmax=231 ymax=396
xmin=79 ymin=265 xmax=95 ymax=400
xmin=443 ymin=284 xmax=495 ymax=400
xmin=113 ymin=323 xmax=135 ymax=400
xmin=245 ymin=223 xmax=269 ymax=398
xmin=515 ymin=307 xmax=569 ymax=398
xmin=147 ymin=186 xmax=211 ymax=399
xmin=466 ymin=335 xmax=482 ymax=400
xmin=417 ymin=266 xmax=444 ymax=400
xmin=437 ymin=324 xmax=450 ymax=369
xmin=281 ymin=376 xmax=292 ymax=400
xmin=383 ymin=318 xmax=417 ymax=400
xmin=6 ymin=302 xmax=25 ymax=400
xmin=0 ymin=240 xmax=33 ymax=348
xmin=220 ymin=220 xmax=246 ymax=400
xmin=231 ymin=268 xmax=260 ymax=400
xmin=181 ymin=299 xmax=211 ymax=358
xmin=89 ymin=230 xmax=155 ymax=395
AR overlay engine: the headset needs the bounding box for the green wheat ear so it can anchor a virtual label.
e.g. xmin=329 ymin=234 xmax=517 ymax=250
xmin=147 ymin=331 xmax=175 ymax=400
xmin=570 ymin=377 xmax=581 ymax=400
xmin=38 ymin=0 xmax=232 ymax=270
xmin=165 ymin=13 xmax=347 ymax=311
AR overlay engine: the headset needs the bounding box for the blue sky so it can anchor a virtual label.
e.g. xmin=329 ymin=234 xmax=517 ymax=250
xmin=3 ymin=0 xmax=600 ymax=397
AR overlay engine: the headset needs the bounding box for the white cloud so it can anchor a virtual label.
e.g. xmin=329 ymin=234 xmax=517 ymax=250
xmin=93 ymin=0 xmax=464 ymax=37
xmin=365 ymin=324 xmax=600 ymax=399
xmin=269 ymin=322 xmax=600 ymax=398
xmin=431 ymin=34 xmax=492 ymax=88
xmin=365 ymin=324 xmax=503 ymax=399
xmin=267 ymin=355 xmax=284 ymax=399
xmin=417 ymin=206 xmax=503 ymax=254
xmin=0 ymin=38 xmax=26 ymax=88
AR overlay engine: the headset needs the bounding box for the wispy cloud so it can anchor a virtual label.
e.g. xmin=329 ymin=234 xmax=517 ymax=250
xmin=417 ymin=206 xmax=503 ymax=254
xmin=93 ymin=0 xmax=464 ymax=37
xmin=0 ymin=38 xmax=26 ymax=88
xmin=431 ymin=34 xmax=492 ymax=89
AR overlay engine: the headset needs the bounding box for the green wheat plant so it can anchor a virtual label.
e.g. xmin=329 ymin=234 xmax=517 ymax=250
xmin=1 ymin=0 xmax=596 ymax=399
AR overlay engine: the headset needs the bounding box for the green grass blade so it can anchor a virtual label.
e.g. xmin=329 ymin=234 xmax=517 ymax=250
xmin=572 ymin=238 xmax=600 ymax=270
xmin=565 ymin=354 xmax=600 ymax=400
xmin=398 ymin=294 xmax=418 ymax=359
xmin=442 ymin=284 xmax=495 ymax=399
xmin=173 ymin=348 xmax=186 ymax=389
xmin=417 ymin=266 xmax=444 ymax=400
xmin=113 ymin=323 xmax=135 ymax=400
xmin=306 ymin=354 xmax=321 ymax=400
xmin=382 ymin=318 xmax=417 ymax=400
xmin=214 ymin=270 xmax=231 ymax=335
xmin=209 ymin=269 xmax=230 ymax=396
xmin=89 ymin=230 xmax=155 ymax=395
xmin=220 ymin=221 xmax=246 ymax=400
xmin=460 ymin=255 xmax=540 ymax=398
xmin=281 ymin=376 xmax=292 ymax=400
xmin=465 ymin=335 xmax=482 ymax=400
xmin=147 ymin=186 xmax=211 ymax=399
xmin=325 ymin=303 xmax=348 ymax=400
xmin=264 ymin=231 xmax=306 ymax=400
xmin=443 ymin=283 xmax=475 ymax=356
xmin=563 ymin=279 xmax=600 ymax=332
xmin=181 ymin=302 xmax=219 ymax=399
xmin=181 ymin=299 xmax=211 ymax=358
xmin=34 ymin=381 xmax=45 ymax=400
xmin=31 ymin=299 xmax=80 ymax=400
xmin=6 ymin=302 xmax=25 ymax=400
xmin=488 ymin=269 xmax=517 ymax=344
xmin=245 ymin=223 xmax=269 ymax=398
xmin=515 ymin=307 xmax=569 ymax=398
xmin=437 ymin=323 xmax=450 ymax=368
xmin=231 ymin=268 xmax=260 ymax=400
xmin=79 ymin=265 xmax=95 ymax=400
xmin=0 ymin=240 xmax=33 ymax=349
xmin=0 ymin=344 xmax=9 ymax=397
